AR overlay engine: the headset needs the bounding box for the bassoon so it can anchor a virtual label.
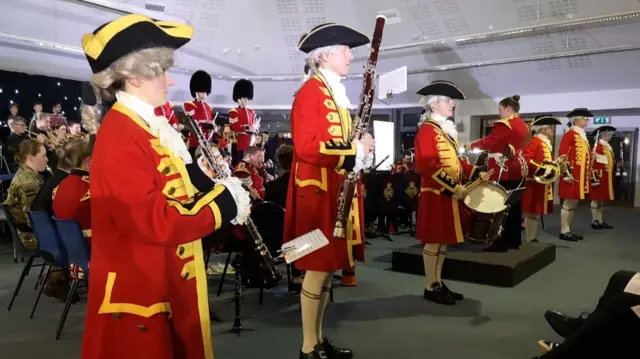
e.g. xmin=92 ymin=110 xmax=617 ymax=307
xmin=183 ymin=111 xmax=282 ymax=284
xmin=332 ymin=15 xmax=386 ymax=238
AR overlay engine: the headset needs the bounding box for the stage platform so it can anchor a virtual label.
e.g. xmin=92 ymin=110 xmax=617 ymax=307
xmin=391 ymin=242 xmax=556 ymax=287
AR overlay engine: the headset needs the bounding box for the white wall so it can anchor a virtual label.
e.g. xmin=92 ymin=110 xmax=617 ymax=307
xmin=455 ymin=88 xmax=640 ymax=206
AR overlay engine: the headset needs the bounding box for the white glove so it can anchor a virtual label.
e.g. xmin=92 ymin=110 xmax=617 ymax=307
xmin=352 ymin=140 xmax=367 ymax=173
xmin=215 ymin=177 xmax=251 ymax=225
xmin=363 ymin=152 xmax=374 ymax=169
xmin=186 ymin=110 xmax=195 ymax=116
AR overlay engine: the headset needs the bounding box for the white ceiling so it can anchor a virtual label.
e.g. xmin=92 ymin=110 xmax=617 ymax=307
xmin=1 ymin=0 xmax=640 ymax=108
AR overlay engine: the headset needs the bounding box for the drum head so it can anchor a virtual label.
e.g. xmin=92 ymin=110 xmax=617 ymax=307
xmin=464 ymin=182 xmax=508 ymax=214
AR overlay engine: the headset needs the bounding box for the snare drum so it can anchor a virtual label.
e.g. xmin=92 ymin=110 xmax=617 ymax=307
xmin=463 ymin=182 xmax=509 ymax=244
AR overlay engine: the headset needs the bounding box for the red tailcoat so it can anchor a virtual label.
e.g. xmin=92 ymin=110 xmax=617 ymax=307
xmin=228 ymin=107 xmax=255 ymax=151
xmin=183 ymin=100 xmax=213 ymax=148
xmin=81 ymin=101 xmax=237 ymax=359
xmin=415 ymin=120 xmax=478 ymax=245
xmin=284 ymin=74 xmax=365 ymax=272
xmin=391 ymin=161 xmax=416 ymax=174
xmin=558 ymin=128 xmax=591 ymax=200
xmin=590 ymin=140 xmax=615 ymax=201
xmin=521 ymin=135 xmax=554 ymax=215
xmin=155 ymin=102 xmax=180 ymax=131
xmin=53 ymin=169 xmax=92 ymax=243
xmin=470 ymin=114 xmax=529 ymax=181
xmin=233 ymin=160 xmax=265 ymax=199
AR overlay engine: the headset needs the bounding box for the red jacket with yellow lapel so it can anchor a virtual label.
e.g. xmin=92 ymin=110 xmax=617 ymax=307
xmin=521 ymin=135 xmax=554 ymax=215
xmin=228 ymin=107 xmax=255 ymax=151
xmin=183 ymin=100 xmax=213 ymax=148
xmin=590 ymin=139 xmax=615 ymax=201
xmin=81 ymin=101 xmax=237 ymax=359
xmin=284 ymin=73 xmax=365 ymax=272
xmin=52 ymin=169 xmax=92 ymax=243
xmin=233 ymin=160 xmax=265 ymax=199
xmin=558 ymin=127 xmax=591 ymax=200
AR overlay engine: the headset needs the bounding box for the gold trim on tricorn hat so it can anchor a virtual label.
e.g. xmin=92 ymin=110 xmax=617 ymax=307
xmin=81 ymin=14 xmax=193 ymax=74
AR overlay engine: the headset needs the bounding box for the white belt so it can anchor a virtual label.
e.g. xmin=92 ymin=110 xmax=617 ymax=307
xmin=488 ymin=153 xmax=503 ymax=160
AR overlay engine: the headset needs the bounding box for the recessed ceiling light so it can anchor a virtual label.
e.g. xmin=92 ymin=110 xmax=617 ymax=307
xmin=253 ymin=45 xmax=260 ymax=50
xmin=222 ymin=48 xmax=230 ymax=54
xmin=488 ymin=25 xmax=494 ymax=30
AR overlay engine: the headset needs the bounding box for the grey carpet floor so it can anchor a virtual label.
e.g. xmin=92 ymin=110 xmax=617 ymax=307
xmin=0 ymin=206 xmax=638 ymax=359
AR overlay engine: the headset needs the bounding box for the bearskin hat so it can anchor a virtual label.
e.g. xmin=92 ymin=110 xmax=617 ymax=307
xmin=189 ymin=70 xmax=212 ymax=98
xmin=233 ymin=79 xmax=254 ymax=102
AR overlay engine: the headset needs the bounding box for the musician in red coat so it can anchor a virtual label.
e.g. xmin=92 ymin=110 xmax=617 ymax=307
xmin=183 ymin=70 xmax=214 ymax=156
xmin=233 ymin=146 xmax=266 ymax=200
xmin=589 ymin=125 xmax=616 ymax=230
xmin=558 ymin=108 xmax=592 ymax=242
xmin=521 ymin=115 xmax=563 ymax=243
xmin=80 ymin=14 xmax=251 ymax=359
xmin=415 ymin=81 xmax=486 ymax=305
xmin=229 ymin=79 xmax=257 ymax=163
xmin=391 ymin=150 xmax=416 ymax=174
xmin=155 ymin=102 xmax=182 ymax=131
xmin=284 ymin=23 xmax=374 ymax=359
xmin=469 ymin=95 xmax=529 ymax=252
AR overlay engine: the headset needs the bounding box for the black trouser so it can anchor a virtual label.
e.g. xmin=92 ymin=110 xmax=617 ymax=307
xmin=490 ymin=179 xmax=522 ymax=249
xmin=541 ymin=270 xmax=640 ymax=359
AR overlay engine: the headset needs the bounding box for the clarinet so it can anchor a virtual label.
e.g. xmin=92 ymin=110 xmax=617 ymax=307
xmin=184 ymin=113 xmax=282 ymax=284
xmin=333 ymin=15 xmax=386 ymax=238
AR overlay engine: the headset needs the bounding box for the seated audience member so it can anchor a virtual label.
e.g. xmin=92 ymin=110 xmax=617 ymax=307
xmin=534 ymin=270 xmax=640 ymax=359
xmin=31 ymin=144 xmax=74 ymax=214
xmin=4 ymin=139 xmax=68 ymax=300
xmin=4 ymin=116 xmax=28 ymax=173
xmin=265 ymin=144 xmax=292 ymax=208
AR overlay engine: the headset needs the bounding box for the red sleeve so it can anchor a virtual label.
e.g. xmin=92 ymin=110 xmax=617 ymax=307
xmin=183 ymin=102 xmax=195 ymax=113
xmin=523 ymin=139 xmax=544 ymax=176
xmin=461 ymin=158 xmax=480 ymax=180
xmin=291 ymin=84 xmax=356 ymax=171
xmin=415 ymin=126 xmax=460 ymax=196
xmin=228 ymin=109 xmax=244 ymax=133
xmin=103 ymin=144 xmax=237 ymax=245
xmin=558 ymin=131 xmax=573 ymax=157
xmin=471 ymin=122 xmax=509 ymax=152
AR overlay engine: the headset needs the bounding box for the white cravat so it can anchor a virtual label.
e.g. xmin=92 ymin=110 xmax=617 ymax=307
xmin=318 ymin=68 xmax=352 ymax=109
xmin=535 ymin=133 xmax=553 ymax=152
xmin=572 ymin=126 xmax=588 ymax=142
xmin=599 ymin=138 xmax=612 ymax=152
xmin=429 ymin=113 xmax=458 ymax=140
xmin=116 ymin=91 xmax=192 ymax=164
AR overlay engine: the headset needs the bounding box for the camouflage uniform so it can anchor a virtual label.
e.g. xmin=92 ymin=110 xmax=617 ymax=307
xmin=4 ymin=166 xmax=43 ymax=250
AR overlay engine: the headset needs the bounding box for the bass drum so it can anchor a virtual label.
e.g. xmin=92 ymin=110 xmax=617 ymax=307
xmin=462 ymin=182 xmax=509 ymax=244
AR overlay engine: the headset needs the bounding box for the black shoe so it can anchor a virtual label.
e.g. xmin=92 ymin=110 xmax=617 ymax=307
xmin=530 ymin=239 xmax=539 ymax=243
xmin=537 ymin=340 xmax=561 ymax=353
xmin=300 ymin=344 xmax=329 ymax=359
xmin=424 ymin=282 xmax=455 ymax=305
xmin=570 ymin=232 xmax=584 ymax=240
xmin=321 ymin=336 xmax=352 ymax=359
xmin=442 ymin=282 xmax=464 ymax=301
xmin=559 ymin=232 xmax=578 ymax=242
xmin=544 ymin=310 xmax=588 ymax=339
xmin=601 ymin=222 xmax=613 ymax=229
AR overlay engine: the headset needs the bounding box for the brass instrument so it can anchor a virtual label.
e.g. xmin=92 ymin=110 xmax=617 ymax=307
xmin=184 ymin=109 xmax=282 ymax=285
xmin=533 ymin=153 xmax=575 ymax=184
xmin=590 ymin=131 xmax=601 ymax=186
xmin=333 ymin=15 xmax=386 ymax=238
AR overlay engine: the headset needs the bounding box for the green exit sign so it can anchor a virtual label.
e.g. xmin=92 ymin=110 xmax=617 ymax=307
xmin=593 ymin=117 xmax=611 ymax=124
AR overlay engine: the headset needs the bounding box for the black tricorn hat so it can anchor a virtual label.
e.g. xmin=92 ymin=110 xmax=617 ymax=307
xmin=566 ymin=108 xmax=593 ymax=118
xmin=190 ymin=70 xmax=212 ymax=98
xmin=592 ymin=125 xmax=616 ymax=136
xmin=297 ymin=23 xmax=370 ymax=54
xmin=416 ymin=80 xmax=465 ymax=100
xmin=233 ymin=79 xmax=254 ymax=101
xmin=81 ymin=14 xmax=193 ymax=74
xmin=531 ymin=114 xmax=562 ymax=127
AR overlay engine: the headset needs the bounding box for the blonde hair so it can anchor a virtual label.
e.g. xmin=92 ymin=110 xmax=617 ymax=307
xmin=418 ymin=95 xmax=450 ymax=126
xmin=59 ymin=137 xmax=91 ymax=169
xmin=82 ymin=47 xmax=175 ymax=134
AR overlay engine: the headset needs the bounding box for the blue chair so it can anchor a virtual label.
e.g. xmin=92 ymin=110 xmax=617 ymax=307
xmin=27 ymin=211 xmax=69 ymax=319
xmin=52 ymin=217 xmax=90 ymax=340
xmin=3 ymin=204 xmax=46 ymax=312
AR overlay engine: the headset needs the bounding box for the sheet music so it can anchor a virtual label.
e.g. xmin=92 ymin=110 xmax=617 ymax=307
xmin=281 ymin=229 xmax=329 ymax=264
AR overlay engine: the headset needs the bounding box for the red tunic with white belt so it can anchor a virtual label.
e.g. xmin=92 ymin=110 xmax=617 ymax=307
xmin=590 ymin=139 xmax=615 ymax=201
xmin=233 ymin=160 xmax=265 ymax=200
xmin=228 ymin=107 xmax=256 ymax=152
xmin=155 ymin=102 xmax=181 ymax=131
xmin=415 ymin=120 xmax=479 ymax=245
xmin=283 ymin=73 xmax=365 ymax=272
xmin=183 ymin=100 xmax=213 ymax=148
xmin=81 ymin=100 xmax=237 ymax=359
xmin=470 ymin=114 xmax=529 ymax=181
xmin=521 ymin=135 xmax=554 ymax=215
xmin=558 ymin=127 xmax=591 ymax=200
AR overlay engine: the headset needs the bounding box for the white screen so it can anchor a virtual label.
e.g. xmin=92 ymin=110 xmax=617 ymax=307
xmin=373 ymin=120 xmax=395 ymax=171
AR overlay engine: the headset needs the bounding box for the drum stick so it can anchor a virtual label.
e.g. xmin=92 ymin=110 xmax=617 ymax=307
xmin=464 ymin=168 xmax=495 ymax=192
